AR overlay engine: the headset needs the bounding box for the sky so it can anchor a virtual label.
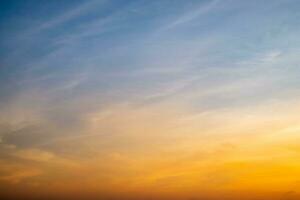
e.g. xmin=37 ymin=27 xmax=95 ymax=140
xmin=1 ymin=0 xmax=300 ymax=199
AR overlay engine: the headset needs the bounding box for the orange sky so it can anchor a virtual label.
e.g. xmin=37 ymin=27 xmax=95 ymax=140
xmin=1 ymin=100 xmax=300 ymax=199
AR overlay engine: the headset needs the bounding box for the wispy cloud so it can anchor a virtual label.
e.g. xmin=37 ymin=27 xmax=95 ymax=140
xmin=30 ymin=0 xmax=106 ymax=33
xmin=162 ymin=0 xmax=220 ymax=31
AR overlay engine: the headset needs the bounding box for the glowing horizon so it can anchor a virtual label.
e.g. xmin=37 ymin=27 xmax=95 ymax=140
xmin=1 ymin=0 xmax=300 ymax=199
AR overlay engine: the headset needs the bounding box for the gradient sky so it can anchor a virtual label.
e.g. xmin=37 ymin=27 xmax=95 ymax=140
xmin=1 ymin=0 xmax=300 ymax=199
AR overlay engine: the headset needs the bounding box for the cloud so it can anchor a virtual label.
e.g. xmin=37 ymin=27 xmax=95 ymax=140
xmin=12 ymin=149 xmax=55 ymax=162
xmin=162 ymin=0 xmax=220 ymax=31
xmin=0 ymin=168 xmax=42 ymax=184
xmin=29 ymin=0 xmax=106 ymax=33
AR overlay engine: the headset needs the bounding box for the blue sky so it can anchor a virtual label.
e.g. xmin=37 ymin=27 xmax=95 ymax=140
xmin=1 ymin=1 xmax=300 ymax=199
xmin=1 ymin=0 xmax=300 ymax=102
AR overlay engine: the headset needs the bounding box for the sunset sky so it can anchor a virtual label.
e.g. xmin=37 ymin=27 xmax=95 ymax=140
xmin=1 ymin=0 xmax=300 ymax=199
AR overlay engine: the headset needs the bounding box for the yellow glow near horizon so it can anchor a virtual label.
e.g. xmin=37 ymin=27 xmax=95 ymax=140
xmin=1 ymin=99 xmax=300 ymax=199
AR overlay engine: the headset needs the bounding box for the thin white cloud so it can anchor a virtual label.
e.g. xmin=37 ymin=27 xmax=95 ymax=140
xmin=261 ymin=50 xmax=282 ymax=63
xmin=30 ymin=0 xmax=106 ymax=33
xmin=162 ymin=0 xmax=220 ymax=31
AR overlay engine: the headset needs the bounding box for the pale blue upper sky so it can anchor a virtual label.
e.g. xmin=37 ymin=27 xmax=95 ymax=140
xmin=1 ymin=0 xmax=300 ymax=150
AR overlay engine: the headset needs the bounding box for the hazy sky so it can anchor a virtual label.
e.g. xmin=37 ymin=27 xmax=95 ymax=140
xmin=1 ymin=0 xmax=300 ymax=199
